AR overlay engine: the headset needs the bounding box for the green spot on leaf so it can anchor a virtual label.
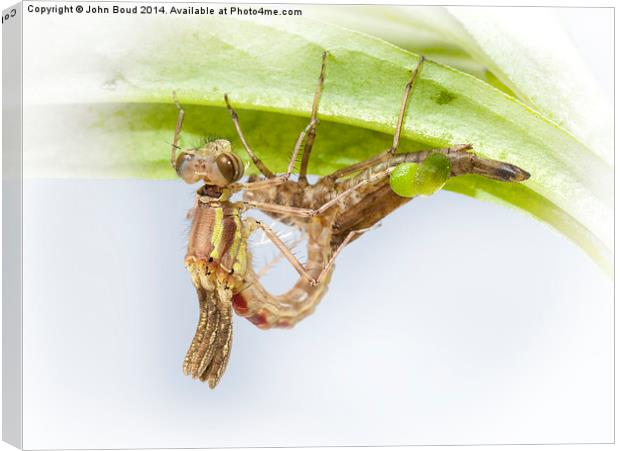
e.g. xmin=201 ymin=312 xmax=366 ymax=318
xmin=434 ymin=90 xmax=456 ymax=105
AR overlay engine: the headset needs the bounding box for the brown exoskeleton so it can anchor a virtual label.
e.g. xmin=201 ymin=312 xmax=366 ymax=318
xmin=173 ymin=52 xmax=530 ymax=388
xmin=226 ymin=53 xmax=530 ymax=329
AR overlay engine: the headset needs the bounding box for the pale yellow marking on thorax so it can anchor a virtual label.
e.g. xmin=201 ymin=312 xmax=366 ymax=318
xmin=209 ymin=208 xmax=224 ymax=260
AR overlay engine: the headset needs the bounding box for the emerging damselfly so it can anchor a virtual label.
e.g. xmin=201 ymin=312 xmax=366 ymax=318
xmin=171 ymin=52 xmax=530 ymax=388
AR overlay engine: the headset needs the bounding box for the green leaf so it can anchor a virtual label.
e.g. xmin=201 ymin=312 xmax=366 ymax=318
xmin=29 ymin=16 xmax=612 ymax=272
xmin=306 ymin=6 xmax=612 ymax=163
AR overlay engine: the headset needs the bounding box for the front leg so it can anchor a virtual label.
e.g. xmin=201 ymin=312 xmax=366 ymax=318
xmin=170 ymin=91 xmax=185 ymax=170
xmin=226 ymin=120 xmax=319 ymax=195
xmin=228 ymin=176 xmax=288 ymax=193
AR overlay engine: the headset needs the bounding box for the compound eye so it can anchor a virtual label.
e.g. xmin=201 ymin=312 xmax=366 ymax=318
xmin=216 ymin=153 xmax=243 ymax=183
xmin=176 ymin=152 xmax=201 ymax=184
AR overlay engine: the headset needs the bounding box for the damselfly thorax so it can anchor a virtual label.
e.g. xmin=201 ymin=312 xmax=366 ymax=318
xmin=186 ymin=192 xmax=248 ymax=288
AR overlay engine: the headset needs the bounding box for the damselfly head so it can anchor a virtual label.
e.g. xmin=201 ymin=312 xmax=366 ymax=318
xmin=175 ymin=139 xmax=244 ymax=186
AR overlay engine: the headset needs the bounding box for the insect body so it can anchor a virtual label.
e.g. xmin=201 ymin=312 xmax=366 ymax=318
xmin=233 ymin=143 xmax=529 ymax=328
xmin=228 ymin=55 xmax=529 ymax=330
xmin=171 ymin=81 xmax=342 ymax=386
xmin=172 ymin=52 xmax=530 ymax=387
xmin=172 ymin=139 xmax=247 ymax=387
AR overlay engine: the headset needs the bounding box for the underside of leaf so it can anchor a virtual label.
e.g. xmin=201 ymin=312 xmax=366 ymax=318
xmin=25 ymin=15 xmax=612 ymax=273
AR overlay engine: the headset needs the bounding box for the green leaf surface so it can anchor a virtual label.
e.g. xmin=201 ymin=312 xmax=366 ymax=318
xmin=306 ymin=6 xmax=613 ymax=163
xmin=30 ymin=15 xmax=611 ymax=272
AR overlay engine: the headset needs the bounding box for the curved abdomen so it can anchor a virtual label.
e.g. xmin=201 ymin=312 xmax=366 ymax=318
xmin=233 ymin=216 xmax=334 ymax=329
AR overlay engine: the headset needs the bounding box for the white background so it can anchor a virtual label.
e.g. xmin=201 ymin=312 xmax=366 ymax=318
xmin=0 ymin=1 xmax=616 ymax=451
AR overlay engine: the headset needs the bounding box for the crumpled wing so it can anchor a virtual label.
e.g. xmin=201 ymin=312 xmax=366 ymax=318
xmin=183 ymin=286 xmax=233 ymax=389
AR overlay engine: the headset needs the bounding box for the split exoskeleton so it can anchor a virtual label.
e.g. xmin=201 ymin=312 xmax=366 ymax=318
xmin=171 ymin=52 xmax=530 ymax=388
